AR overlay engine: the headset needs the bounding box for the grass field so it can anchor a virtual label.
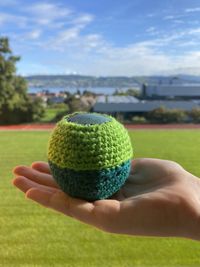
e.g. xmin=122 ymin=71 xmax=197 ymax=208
xmin=39 ymin=108 xmax=67 ymax=123
xmin=1 ymin=130 xmax=200 ymax=267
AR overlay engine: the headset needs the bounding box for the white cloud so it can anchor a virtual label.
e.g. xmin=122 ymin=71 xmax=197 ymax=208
xmin=0 ymin=2 xmax=94 ymax=45
xmin=84 ymin=34 xmax=104 ymax=48
xmin=25 ymin=2 xmax=72 ymax=25
xmin=147 ymin=13 xmax=155 ymax=18
xmin=173 ymin=20 xmax=184 ymax=24
xmin=41 ymin=30 xmax=200 ymax=76
xmin=146 ymin=27 xmax=156 ymax=33
xmin=0 ymin=13 xmax=11 ymax=25
xmin=188 ymin=20 xmax=200 ymax=25
xmin=94 ymin=46 xmax=171 ymax=76
xmin=26 ymin=29 xmax=42 ymax=40
xmin=145 ymin=26 xmax=162 ymax=37
xmin=177 ymin=51 xmax=200 ymax=65
xmin=20 ymin=41 xmax=200 ymax=76
xmin=73 ymin=46 xmax=200 ymax=76
xmin=163 ymin=15 xmax=175 ymax=20
xmin=57 ymin=28 xmax=79 ymax=42
xmin=4 ymin=1 xmax=200 ymax=76
xmin=0 ymin=12 xmax=27 ymax=27
xmin=163 ymin=14 xmax=187 ymax=24
xmin=175 ymin=40 xmax=199 ymax=48
xmin=188 ymin=27 xmax=200 ymax=34
xmin=72 ymin=14 xmax=94 ymax=28
xmin=185 ymin=7 xmax=200 ymax=13
xmin=18 ymin=2 xmax=73 ymax=29
xmin=46 ymin=28 xmax=105 ymax=53
xmin=136 ymin=27 xmax=200 ymax=49
xmin=16 ymin=14 xmax=200 ymax=76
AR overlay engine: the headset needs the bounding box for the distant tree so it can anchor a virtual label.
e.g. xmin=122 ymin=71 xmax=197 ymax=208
xmin=82 ymin=90 xmax=95 ymax=97
xmin=126 ymin=88 xmax=140 ymax=97
xmin=68 ymin=97 xmax=91 ymax=113
xmin=64 ymin=94 xmax=91 ymax=113
xmin=132 ymin=116 xmax=147 ymax=124
xmin=147 ymin=107 xmax=186 ymax=123
xmin=113 ymin=88 xmax=140 ymax=97
xmin=113 ymin=89 xmax=120 ymax=95
xmin=188 ymin=108 xmax=200 ymax=123
xmin=76 ymin=89 xmax=81 ymax=95
xmin=0 ymin=37 xmax=44 ymax=124
xmin=165 ymin=109 xmax=186 ymax=123
xmin=147 ymin=107 xmax=166 ymax=123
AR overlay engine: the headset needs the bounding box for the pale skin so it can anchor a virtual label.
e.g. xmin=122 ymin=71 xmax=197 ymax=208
xmin=12 ymin=158 xmax=200 ymax=241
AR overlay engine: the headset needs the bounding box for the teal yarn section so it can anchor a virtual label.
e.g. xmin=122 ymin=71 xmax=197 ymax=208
xmin=49 ymin=159 xmax=131 ymax=201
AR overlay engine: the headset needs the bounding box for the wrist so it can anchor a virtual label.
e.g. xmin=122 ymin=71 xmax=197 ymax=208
xmin=179 ymin=176 xmax=200 ymax=241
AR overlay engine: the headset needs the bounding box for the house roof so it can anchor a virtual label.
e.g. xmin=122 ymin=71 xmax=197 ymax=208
xmin=97 ymin=95 xmax=139 ymax=103
xmin=93 ymin=100 xmax=198 ymax=112
xmin=146 ymin=85 xmax=200 ymax=97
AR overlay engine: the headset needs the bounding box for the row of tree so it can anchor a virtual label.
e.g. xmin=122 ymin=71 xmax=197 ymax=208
xmin=132 ymin=107 xmax=200 ymax=124
xmin=0 ymin=37 xmax=44 ymax=124
xmin=1 ymin=37 xmax=200 ymax=125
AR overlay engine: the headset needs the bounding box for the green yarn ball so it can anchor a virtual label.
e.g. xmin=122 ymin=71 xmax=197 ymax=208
xmin=48 ymin=112 xmax=133 ymax=201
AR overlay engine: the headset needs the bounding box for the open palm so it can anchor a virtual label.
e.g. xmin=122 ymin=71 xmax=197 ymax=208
xmin=13 ymin=158 xmax=200 ymax=240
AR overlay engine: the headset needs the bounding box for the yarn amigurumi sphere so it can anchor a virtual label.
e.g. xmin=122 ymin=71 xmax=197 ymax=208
xmin=48 ymin=112 xmax=133 ymax=201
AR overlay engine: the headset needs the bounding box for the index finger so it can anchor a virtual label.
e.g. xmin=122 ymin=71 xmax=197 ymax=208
xmin=31 ymin=161 xmax=51 ymax=174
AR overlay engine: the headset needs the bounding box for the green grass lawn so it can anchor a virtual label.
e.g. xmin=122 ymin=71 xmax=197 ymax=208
xmin=39 ymin=107 xmax=67 ymax=123
xmin=1 ymin=130 xmax=200 ymax=267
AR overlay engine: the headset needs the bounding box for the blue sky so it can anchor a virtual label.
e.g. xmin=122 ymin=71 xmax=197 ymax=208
xmin=1 ymin=0 xmax=200 ymax=76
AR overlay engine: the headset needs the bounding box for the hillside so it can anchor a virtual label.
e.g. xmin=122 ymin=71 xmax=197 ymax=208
xmin=25 ymin=74 xmax=200 ymax=88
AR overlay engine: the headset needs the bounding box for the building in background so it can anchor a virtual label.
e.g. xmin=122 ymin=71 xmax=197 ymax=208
xmin=142 ymin=84 xmax=200 ymax=100
xmin=93 ymin=95 xmax=199 ymax=119
xmin=93 ymin=82 xmax=200 ymax=122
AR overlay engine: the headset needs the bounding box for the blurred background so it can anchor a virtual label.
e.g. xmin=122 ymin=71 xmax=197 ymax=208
xmin=1 ymin=0 xmax=200 ymax=125
xmin=1 ymin=1 xmax=200 ymax=267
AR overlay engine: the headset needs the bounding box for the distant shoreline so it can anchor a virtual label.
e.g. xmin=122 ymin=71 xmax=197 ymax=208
xmin=28 ymin=86 xmax=125 ymax=95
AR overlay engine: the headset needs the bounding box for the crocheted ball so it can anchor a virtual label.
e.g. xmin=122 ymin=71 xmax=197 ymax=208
xmin=48 ymin=112 xmax=133 ymax=201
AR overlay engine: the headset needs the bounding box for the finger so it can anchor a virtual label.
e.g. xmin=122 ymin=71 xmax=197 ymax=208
xmin=12 ymin=176 xmax=58 ymax=194
xmin=31 ymin=161 xmax=51 ymax=174
xmin=13 ymin=165 xmax=59 ymax=188
xmin=26 ymin=188 xmax=121 ymax=232
xmin=26 ymin=188 xmax=96 ymax=224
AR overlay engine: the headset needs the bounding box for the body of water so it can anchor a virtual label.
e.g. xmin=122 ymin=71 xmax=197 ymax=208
xmin=28 ymin=87 xmax=124 ymax=95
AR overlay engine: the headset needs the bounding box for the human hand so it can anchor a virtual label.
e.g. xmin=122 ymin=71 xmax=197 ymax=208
xmin=12 ymin=159 xmax=200 ymax=240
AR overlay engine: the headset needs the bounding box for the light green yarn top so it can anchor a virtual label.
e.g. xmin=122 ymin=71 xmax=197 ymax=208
xmin=48 ymin=113 xmax=133 ymax=171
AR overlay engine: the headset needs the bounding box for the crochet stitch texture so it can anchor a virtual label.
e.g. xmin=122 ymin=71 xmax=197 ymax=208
xmin=48 ymin=112 xmax=133 ymax=200
xmin=48 ymin=113 xmax=132 ymax=170
xmin=49 ymin=159 xmax=131 ymax=200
